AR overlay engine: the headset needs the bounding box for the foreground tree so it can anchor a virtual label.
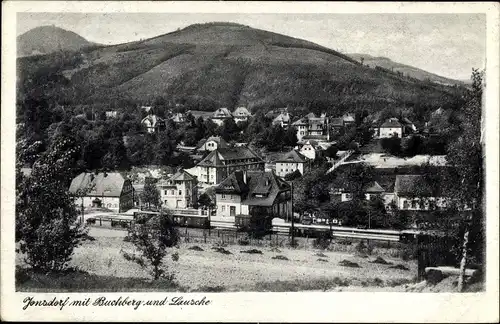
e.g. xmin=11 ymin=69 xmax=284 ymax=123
xmin=140 ymin=180 xmax=161 ymax=209
xmin=126 ymin=211 xmax=180 ymax=280
xmin=445 ymin=69 xmax=485 ymax=291
xmin=16 ymin=135 xmax=87 ymax=272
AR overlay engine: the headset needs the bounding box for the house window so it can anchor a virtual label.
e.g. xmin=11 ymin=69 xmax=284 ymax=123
xmin=164 ymin=190 xmax=167 ymax=195
xmin=178 ymin=190 xmax=182 ymax=195
xmin=170 ymin=190 xmax=175 ymax=195
xmin=345 ymin=193 xmax=353 ymax=199
xmin=222 ymin=206 xmax=226 ymax=212
xmin=222 ymin=194 xmax=226 ymax=199
xmin=411 ymin=200 xmax=418 ymax=209
xmin=403 ymin=200 xmax=409 ymax=209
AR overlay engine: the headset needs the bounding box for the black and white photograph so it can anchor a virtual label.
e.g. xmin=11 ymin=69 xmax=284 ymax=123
xmin=2 ymin=1 xmax=499 ymax=322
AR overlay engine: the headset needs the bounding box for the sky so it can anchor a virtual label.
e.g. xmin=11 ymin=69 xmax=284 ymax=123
xmin=17 ymin=13 xmax=486 ymax=80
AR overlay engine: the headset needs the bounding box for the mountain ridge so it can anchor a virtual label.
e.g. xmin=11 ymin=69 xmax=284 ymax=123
xmin=348 ymin=53 xmax=463 ymax=86
xmin=17 ymin=23 xmax=464 ymax=114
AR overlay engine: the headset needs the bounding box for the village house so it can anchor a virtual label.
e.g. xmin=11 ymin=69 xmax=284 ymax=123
xmin=141 ymin=114 xmax=165 ymax=133
xmin=211 ymin=108 xmax=233 ymax=126
xmin=330 ymin=180 xmax=391 ymax=204
xmin=213 ymin=170 xmax=292 ymax=227
xmin=188 ymin=146 xmax=265 ymax=186
xmin=170 ymin=112 xmax=186 ymax=124
xmin=156 ymin=170 xmax=198 ymax=209
xmin=394 ymin=175 xmax=448 ymax=211
xmin=379 ymin=118 xmax=404 ymax=138
xmin=299 ymin=140 xmax=324 ymax=161
xmin=105 ymin=110 xmax=118 ymax=119
xmin=69 ymin=172 xmax=134 ymax=213
xmin=292 ymin=112 xmax=329 ymax=142
xmin=272 ymin=111 xmax=292 ymax=128
xmin=275 ymin=150 xmax=309 ymax=178
xmin=330 ymin=117 xmax=345 ymax=132
xmin=232 ymin=106 xmax=252 ymax=123
xmin=196 ymin=136 xmax=230 ymax=153
xmin=342 ymin=113 xmax=355 ymax=127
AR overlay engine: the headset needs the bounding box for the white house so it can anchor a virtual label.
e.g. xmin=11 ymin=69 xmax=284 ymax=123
xmin=69 ymin=172 xmax=134 ymax=213
xmin=394 ymin=175 xmax=448 ymax=210
xmin=211 ymin=108 xmax=233 ymax=126
xmin=232 ymin=107 xmax=252 ymax=123
xmin=299 ymin=140 xmax=324 ymax=161
xmin=141 ymin=114 xmax=165 ymax=133
xmin=213 ymin=170 xmax=292 ymax=225
xmin=191 ymin=147 xmax=265 ymax=186
xmin=157 ymin=170 xmax=198 ymax=209
xmin=275 ymin=150 xmax=309 ymax=178
xmin=196 ymin=136 xmax=230 ymax=152
xmin=292 ymin=113 xmax=329 ymax=142
xmin=379 ymin=118 xmax=403 ymax=138
xmin=272 ymin=111 xmax=291 ymax=128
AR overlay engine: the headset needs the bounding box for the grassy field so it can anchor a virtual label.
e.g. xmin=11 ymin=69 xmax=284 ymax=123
xmin=16 ymin=227 xmax=417 ymax=292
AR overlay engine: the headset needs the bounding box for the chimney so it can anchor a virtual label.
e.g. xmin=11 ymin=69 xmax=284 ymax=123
xmin=242 ymin=170 xmax=247 ymax=184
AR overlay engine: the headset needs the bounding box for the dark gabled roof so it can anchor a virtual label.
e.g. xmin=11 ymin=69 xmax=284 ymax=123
xmin=216 ymin=171 xmax=291 ymax=207
xmin=275 ymin=150 xmax=308 ymax=163
xmin=381 ymin=118 xmax=403 ymax=128
xmin=197 ymin=150 xmax=223 ymax=167
xmin=69 ymin=172 xmax=128 ymax=197
xmin=394 ymin=175 xmax=434 ymax=196
xmin=197 ymin=147 xmax=264 ymax=167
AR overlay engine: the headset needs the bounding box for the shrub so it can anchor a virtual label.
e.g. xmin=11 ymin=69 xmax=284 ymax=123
xmin=237 ymin=238 xmax=250 ymax=246
xmin=126 ymin=211 xmax=180 ymax=280
xmin=425 ymin=269 xmax=445 ymax=285
xmin=240 ymin=249 xmax=263 ymax=254
xmin=188 ymin=246 xmax=204 ymax=251
xmin=272 ymin=255 xmax=289 ymax=261
xmin=337 ymin=239 xmax=352 ymax=246
xmin=339 ymin=260 xmax=361 ymax=268
xmin=355 ymin=241 xmax=374 ymax=255
xmin=372 ymin=277 xmax=384 ymax=287
xmin=389 ymin=264 xmax=410 ymax=271
xmin=371 ymin=257 xmax=392 ymax=265
xmin=313 ymin=236 xmax=331 ymax=250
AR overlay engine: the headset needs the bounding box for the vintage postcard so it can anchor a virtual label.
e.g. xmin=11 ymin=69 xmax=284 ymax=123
xmin=1 ymin=1 xmax=499 ymax=322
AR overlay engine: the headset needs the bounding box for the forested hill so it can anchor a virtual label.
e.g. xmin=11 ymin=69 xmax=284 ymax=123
xmin=18 ymin=22 xmax=465 ymax=115
xmin=17 ymin=25 xmax=96 ymax=57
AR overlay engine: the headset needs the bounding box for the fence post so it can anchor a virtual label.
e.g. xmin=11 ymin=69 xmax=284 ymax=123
xmin=204 ymin=230 xmax=207 ymax=244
